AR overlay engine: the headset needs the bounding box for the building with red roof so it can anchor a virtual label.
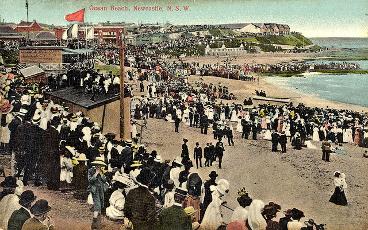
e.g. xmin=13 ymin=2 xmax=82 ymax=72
xmin=15 ymin=20 xmax=42 ymax=33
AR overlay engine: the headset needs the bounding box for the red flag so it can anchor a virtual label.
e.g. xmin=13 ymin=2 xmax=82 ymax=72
xmin=65 ymin=9 xmax=85 ymax=22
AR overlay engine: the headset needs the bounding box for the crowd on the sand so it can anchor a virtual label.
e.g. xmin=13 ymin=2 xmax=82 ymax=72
xmin=1 ymin=58 xmax=362 ymax=230
xmin=0 ymin=37 xmax=364 ymax=230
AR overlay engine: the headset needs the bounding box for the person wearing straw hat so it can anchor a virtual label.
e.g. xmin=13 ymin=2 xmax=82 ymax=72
xmin=88 ymin=156 xmax=108 ymax=230
xmin=73 ymin=153 xmax=89 ymax=200
xmin=7 ymin=190 xmax=36 ymax=230
xmin=22 ymin=199 xmax=54 ymax=230
xmin=184 ymin=206 xmax=200 ymax=230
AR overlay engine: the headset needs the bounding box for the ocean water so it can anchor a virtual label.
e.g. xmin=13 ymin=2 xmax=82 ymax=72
xmin=310 ymin=37 xmax=368 ymax=49
xmin=266 ymin=73 xmax=368 ymax=107
xmin=306 ymin=60 xmax=368 ymax=70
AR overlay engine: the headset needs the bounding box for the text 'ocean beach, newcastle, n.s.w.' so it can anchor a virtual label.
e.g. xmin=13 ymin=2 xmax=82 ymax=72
xmin=89 ymin=4 xmax=191 ymax=12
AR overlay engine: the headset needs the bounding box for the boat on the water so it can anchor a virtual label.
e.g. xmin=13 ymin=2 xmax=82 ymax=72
xmin=252 ymin=95 xmax=291 ymax=103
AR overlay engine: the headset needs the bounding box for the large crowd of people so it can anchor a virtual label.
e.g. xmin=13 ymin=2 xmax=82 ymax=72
xmin=0 ymin=34 xmax=365 ymax=230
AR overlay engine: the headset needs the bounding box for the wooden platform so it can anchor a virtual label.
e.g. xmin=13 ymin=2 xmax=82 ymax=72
xmin=45 ymin=87 xmax=121 ymax=135
xmin=45 ymin=87 xmax=119 ymax=110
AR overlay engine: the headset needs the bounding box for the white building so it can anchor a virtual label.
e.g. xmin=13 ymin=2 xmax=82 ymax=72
xmin=205 ymin=44 xmax=247 ymax=56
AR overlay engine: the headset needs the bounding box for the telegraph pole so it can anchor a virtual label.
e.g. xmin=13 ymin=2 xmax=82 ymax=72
xmin=25 ymin=0 xmax=29 ymax=41
xmin=119 ymin=33 xmax=131 ymax=140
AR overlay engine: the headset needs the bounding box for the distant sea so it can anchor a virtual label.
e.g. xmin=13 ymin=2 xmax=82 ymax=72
xmin=269 ymin=37 xmax=368 ymax=108
xmin=310 ymin=37 xmax=368 ymax=49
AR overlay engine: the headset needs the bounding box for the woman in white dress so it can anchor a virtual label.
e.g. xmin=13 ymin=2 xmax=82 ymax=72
xmin=343 ymin=128 xmax=353 ymax=143
xmin=208 ymin=108 xmax=214 ymax=122
xmin=312 ymin=126 xmax=320 ymax=141
xmin=201 ymin=179 xmax=229 ymax=230
xmin=0 ymin=103 xmax=13 ymax=151
xmin=283 ymin=122 xmax=291 ymax=137
xmin=106 ymin=181 xmax=127 ymax=220
xmin=247 ymin=199 xmax=266 ymax=230
xmin=151 ymin=83 xmax=157 ymax=97
xmin=60 ymin=151 xmax=74 ymax=189
xmin=263 ymin=129 xmax=272 ymax=140
xmin=230 ymin=109 xmax=238 ymax=122
xmin=182 ymin=107 xmax=190 ymax=125
xmin=236 ymin=117 xmax=243 ymax=133
xmin=131 ymin=122 xmax=137 ymax=139
xmin=220 ymin=109 xmax=226 ymax=121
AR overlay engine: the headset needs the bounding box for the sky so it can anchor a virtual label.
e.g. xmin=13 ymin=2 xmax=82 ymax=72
xmin=1 ymin=0 xmax=367 ymax=37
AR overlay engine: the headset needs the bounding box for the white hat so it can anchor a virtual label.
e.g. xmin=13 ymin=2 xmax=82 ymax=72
xmin=112 ymin=174 xmax=131 ymax=185
xmin=91 ymin=157 xmax=107 ymax=166
xmin=21 ymin=95 xmax=31 ymax=105
xmin=32 ymin=115 xmax=41 ymax=124
xmin=154 ymin=155 xmax=162 ymax=163
xmin=77 ymin=153 xmax=88 ymax=161
xmin=65 ymin=146 xmax=76 ymax=156
xmin=18 ymin=108 xmax=28 ymax=116
xmin=216 ymin=179 xmax=230 ymax=195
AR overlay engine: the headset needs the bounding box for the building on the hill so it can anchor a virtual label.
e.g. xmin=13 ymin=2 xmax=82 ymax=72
xmin=236 ymin=23 xmax=290 ymax=35
xmin=15 ymin=20 xmax=42 ymax=33
xmin=0 ymin=25 xmax=24 ymax=40
xmin=205 ymin=44 xmax=247 ymax=56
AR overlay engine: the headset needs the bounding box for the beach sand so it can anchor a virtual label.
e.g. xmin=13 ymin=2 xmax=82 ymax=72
xmin=2 ymin=57 xmax=368 ymax=229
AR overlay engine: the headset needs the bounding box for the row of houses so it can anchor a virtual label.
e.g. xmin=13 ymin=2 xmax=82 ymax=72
xmin=0 ymin=20 xmax=125 ymax=45
xmin=221 ymin=23 xmax=290 ymax=35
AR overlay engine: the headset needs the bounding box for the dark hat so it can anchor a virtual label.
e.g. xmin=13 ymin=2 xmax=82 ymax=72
xmin=291 ymin=208 xmax=305 ymax=220
xmin=30 ymin=199 xmax=51 ymax=216
xmin=166 ymin=179 xmax=175 ymax=190
xmin=283 ymin=209 xmax=293 ymax=216
xmin=136 ymin=168 xmax=155 ymax=186
xmin=174 ymin=187 xmax=188 ymax=203
xmin=237 ymin=188 xmax=252 ymax=207
xmin=0 ymin=176 xmax=17 ymax=188
xmin=19 ymin=190 xmax=37 ymax=206
xmin=209 ymin=171 xmax=218 ymax=178
xmin=105 ymin=133 xmax=116 ymax=140
xmin=262 ymin=202 xmax=281 ymax=217
xmin=183 ymin=138 xmax=188 ymax=142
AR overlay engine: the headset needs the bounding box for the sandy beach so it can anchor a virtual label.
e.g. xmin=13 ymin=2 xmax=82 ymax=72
xmin=2 ymin=52 xmax=368 ymax=230
xmin=2 ymin=72 xmax=367 ymax=230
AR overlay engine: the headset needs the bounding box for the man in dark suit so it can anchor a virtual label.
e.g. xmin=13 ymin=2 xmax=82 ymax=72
xmin=174 ymin=116 xmax=181 ymax=133
xmin=204 ymin=143 xmax=210 ymax=167
xmin=193 ymin=142 xmax=202 ymax=169
xmin=124 ymin=168 xmax=157 ymax=230
xmin=271 ymin=131 xmax=279 ymax=152
xmin=45 ymin=119 xmax=61 ymax=191
xmin=200 ymin=114 xmax=208 ymax=134
xmin=226 ymin=126 xmax=234 ymax=146
xmin=7 ymin=190 xmax=36 ymax=230
xmin=279 ymin=131 xmax=287 ymax=153
xmin=181 ymin=139 xmax=189 ymax=162
xmin=215 ymin=139 xmax=225 ymax=169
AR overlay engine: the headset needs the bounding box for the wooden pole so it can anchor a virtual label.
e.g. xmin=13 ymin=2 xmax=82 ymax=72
xmin=119 ymin=40 xmax=131 ymax=140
